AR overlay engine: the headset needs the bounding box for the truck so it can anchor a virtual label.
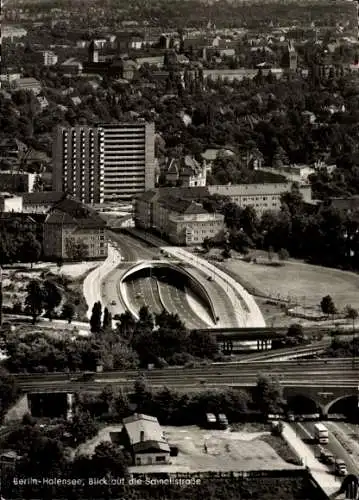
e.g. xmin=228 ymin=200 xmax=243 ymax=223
xmin=314 ymin=423 xmax=329 ymax=444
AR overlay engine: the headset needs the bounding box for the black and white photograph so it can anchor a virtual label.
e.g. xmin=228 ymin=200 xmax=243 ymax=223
xmin=0 ymin=0 xmax=359 ymax=498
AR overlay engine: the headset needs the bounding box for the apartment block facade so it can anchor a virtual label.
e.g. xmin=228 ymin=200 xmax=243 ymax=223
xmin=53 ymin=126 xmax=104 ymax=205
xmin=208 ymin=183 xmax=312 ymax=215
xmin=100 ymin=122 xmax=155 ymax=201
xmin=134 ymin=189 xmax=224 ymax=245
xmin=53 ymin=122 xmax=155 ymax=203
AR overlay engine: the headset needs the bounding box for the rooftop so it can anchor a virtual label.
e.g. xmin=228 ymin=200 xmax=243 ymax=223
xmin=22 ymin=192 xmax=66 ymax=205
xmin=46 ymin=198 xmax=107 ymax=228
xmin=159 ymin=195 xmax=208 ymax=215
xmin=123 ymin=414 xmax=170 ymax=453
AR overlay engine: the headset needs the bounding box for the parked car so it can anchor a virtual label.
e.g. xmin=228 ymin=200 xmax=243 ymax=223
xmin=217 ymin=413 xmax=229 ymax=429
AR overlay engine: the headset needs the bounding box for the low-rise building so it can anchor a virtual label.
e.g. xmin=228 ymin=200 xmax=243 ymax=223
xmin=255 ymin=165 xmax=315 ymax=184
xmin=61 ymin=58 xmax=83 ymax=76
xmin=11 ymin=78 xmax=42 ymax=95
xmin=1 ymin=26 xmax=27 ymax=41
xmin=43 ymin=197 xmax=108 ymax=261
xmin=122 ymin=414 xmax=170 ymax=466
xmin=0 ymin=194 xmax=23 ymax=212
xmin=135 ymin=188 xmax=224 ymax=245
xmin=42 ymin=50 xmax=58 ymax=66
xmin=22 ymin=192 xmax=66 ymax=214
xmin=0 ymin=172 xmax=36 ymax=193
xmin=208 ymin=183 xmax=312 ymax=215
xmin=165 ymin=156 xmax=207 ymax=187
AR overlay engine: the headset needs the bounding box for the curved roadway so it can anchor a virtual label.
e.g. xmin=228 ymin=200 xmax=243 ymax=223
xmin=125 ymin=276 xmax=163 ymax=316
xmin=157 ymin=278 xmax=208 ymax=329
xmin=105 ymin=231 xmax=237 ymax=328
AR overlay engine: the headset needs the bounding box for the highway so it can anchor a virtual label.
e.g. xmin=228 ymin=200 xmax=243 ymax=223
xmin=294 ymin=421 xmax=359 ymax=476
xmin=106 ymin=231 xmax=235 ymax=328
xmin=125 ymin=276 xmax=163 ymax=316
xmin=157 ymin=277 xmax=208 ymax=329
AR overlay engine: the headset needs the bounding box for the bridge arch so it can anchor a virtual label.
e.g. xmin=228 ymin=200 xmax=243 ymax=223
xmin=324 ymin=394 xmax=359 ymax=420
xmin=286 ymin=394 xmax=321 ymax=415
xmin=120 ymin=261 xmax=218 ymax=323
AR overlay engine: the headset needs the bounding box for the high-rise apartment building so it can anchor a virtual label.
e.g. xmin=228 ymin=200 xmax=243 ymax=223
xmin=100 ymin=122 xmax=155 ymax=201
xmin=53 ymin=122 xmax=155 ymax=203
xmin=52 ymin=126 xmax=104 ymax=204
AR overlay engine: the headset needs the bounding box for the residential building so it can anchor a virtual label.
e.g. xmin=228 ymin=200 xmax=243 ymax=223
xmin=0 ymin=138 xmax=27 ymax=165
xmin=134 ymin=188 xmax=224 ymax=245
xmin=0 ymin=212 xmax=44 ymax=244
xmin=11 ymin=78 xmax=42 ymax=95
xmin=287 ymin=41 xmax=298 ymax=71
xmin=0 ymin=194 xmax=23 ymax=212
xmin=53 ymin=123 xmax=155 ymax=203
xmin=42 ymin=50 xmax=58 ymax=66
xmin=43 ymin=197 xmax=108 ymax=261
xmin=208 ymin=183 xmax=312 ymax=215
xmin=61 ymin=58 xmax=83 ymax=76
xmin=0 ymin=71 xmax=22 ymax=84
xmin=52 ymin=126 xmax=104 ymax=204
xmin=0 ymin=172 xmax=36 ymax=193
xmin=122 ymin=414 xmax=170 ymax=466
xmin=202 ymin=68 xmax=283 ymax=82
xmin=165 ymin=156 xmax=207 ymax=187
xmin=100 ymin=122 xmax=155 ymax=201
xmin=327 ymin=196 xmax=359 ymax=213
xmin=201 ymin=148 xmax=235 ymax=171
xmin=22 ymin=192 xmax=66 ymax=214
xmin=255 ymin=165 xmax=315 ymax=184
xmin=1 ymin=25 xmax=27 ymax=41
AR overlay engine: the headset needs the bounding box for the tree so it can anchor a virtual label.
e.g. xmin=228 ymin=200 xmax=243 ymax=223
xmin=102 ymin=307 xmax=112 ymax=330
xmin=67 ymin=411 xmax=98 ymax=445
xmin=21 ymin=233 xmax=42 ymax=267
xmin=91 ymin=441 xmax=128 ymax=478
xmin=138 ymin=305 xmax=154 ymax=330
xmin=287 ymin=323 xmax=304 ymax=344
xmin=62 ymin=302 xmax=75 ymax=324
xmin=278 ymin=248 xmax=289 ymax=261
xmin=25 ymin=280 xmax=44 ymax=324
xmin=90 ymin=301 xmax=102 ymax=333
xmin=65 ymin=238 xmax=88 ymax=261
xmin=116 ymin=310 xmax=136 ymax=339
xmin=320 ymin=295 xmax=337 ymax=316
xmin=254 ymin=375 xmax=284 ymax=416
xmin=345 ymin=305 xmax=358 ymax=332
xmin=43 ymin=280 xmax=62 ymax=320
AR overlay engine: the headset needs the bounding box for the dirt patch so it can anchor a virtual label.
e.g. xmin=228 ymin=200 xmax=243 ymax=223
xmin=161 ymin=425 xmax=299 ymax=472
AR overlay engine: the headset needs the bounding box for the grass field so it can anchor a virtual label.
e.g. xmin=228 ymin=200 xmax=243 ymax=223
xmin=223 ymin=257 xmax=359 ymax=311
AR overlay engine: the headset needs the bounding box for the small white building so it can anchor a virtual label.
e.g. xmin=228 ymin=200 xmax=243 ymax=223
xmin=122 ymin=414 xmax=170 ymax=466
xmin=42 ymin=50 xmax=58 ymax=66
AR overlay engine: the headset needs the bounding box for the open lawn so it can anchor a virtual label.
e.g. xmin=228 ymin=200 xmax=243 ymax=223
xmin=223 ymin=257 xmax=359 ymax=311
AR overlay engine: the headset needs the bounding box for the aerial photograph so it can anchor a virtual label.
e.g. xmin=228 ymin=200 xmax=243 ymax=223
xmin=0 ymin=0 xmax=359 ymax=498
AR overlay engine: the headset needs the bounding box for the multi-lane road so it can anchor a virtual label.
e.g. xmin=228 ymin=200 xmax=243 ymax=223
xmin=294 ymin=421 xmax=359 ymax=476
xmin=105 ymin=231 xmax=237 ymax=328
